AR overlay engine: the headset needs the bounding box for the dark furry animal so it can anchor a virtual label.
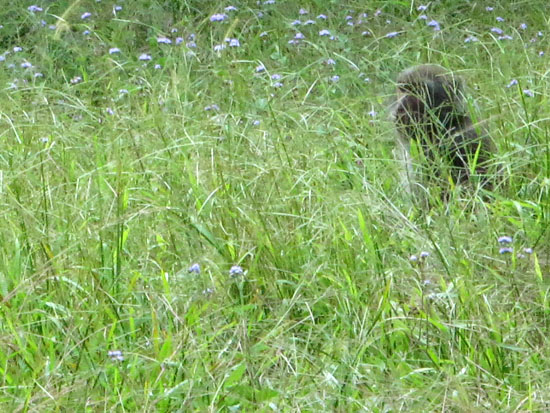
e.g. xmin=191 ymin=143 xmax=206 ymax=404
xmin=393 ymin=64 xmax=492 ymax=187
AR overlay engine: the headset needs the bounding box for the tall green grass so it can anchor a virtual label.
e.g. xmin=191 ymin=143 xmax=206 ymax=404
xmin=0 ymin=0 xmax=549 ymax=411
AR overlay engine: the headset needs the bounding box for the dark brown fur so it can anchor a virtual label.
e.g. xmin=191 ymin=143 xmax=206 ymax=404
xmin=393 ymin=64 xmax=492 ymax=187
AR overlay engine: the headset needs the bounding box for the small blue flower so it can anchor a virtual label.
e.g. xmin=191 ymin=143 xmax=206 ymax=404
xmin=319 ymin=29 xmax=331 ymax=36
xmin=499 ymin=247 xmax=513 ymax=255
xmin=496 ymin=16 xmax=505 ymax=22
xmin=108 ymin=350 xmax=124 ymax=361
xmin=498 ymin=236 xmax=513 ymax=244
xmin=229 ymin=265 xmax=244 ymax=277
xmin=486 ymin=6 xmax=494 ymax=11
xmin=157 ymin=37 xmax=172 ymax=44
xmin=325 ymin=58 xmax=336 ymax=65
xmin=294 ymin=32 xmax=305 ymax=40
xmin=225 ymin=6 xmax=237 ymax=11
xmin=524 ymin=247 xmax=533 ymax=254
xmin=109 ymin=47 xmax=121 ymax=54
xmin=417 ymin=5 xmax=428 ymax=11
xmin=228 ymin=38 xmax=240 ymax=47
xmin=188 ymin=263 xmax=201 ymax=274
xmin=409 ymin=255 xmax=418 ymax=262
xmin=427 ymin=20 xmax=440 ymax=31
xmin=299 ymin=8 xmax=308 ymax=15
xmin=519 ymin=23 xmax=527 ymax=30
xmin=330 ymin=75 xmax=340 ymax=82
xmin=507 ymin=79 xmax=518 ymax=88
xmin=317 ymin=14 xmax=327 ymax=20
xmin=523 ymin=89 xmax=534 ymax=97
xmin=386 ymin=32 xmax=399 ymax=38
xmin=491 ymin=27 xmax=503 ymax=35
xmin=291 ymin=20 xmax=301 ymax=26
xmin=420 ymin=251 xmax=430 ymax=258
xmin=138 ymin=53 xmax=152 ymax=61
xmin=464 ymin=36 xmax=478 ymax=43
xmin=255 ymin=64 xmax=266 ymax=72
xmin=28 ymin=5 xmax=43 ymax=12
xmin=81 ymin=12 xmax=92 ymax=20
xmin=271 ymin=74 xmax=282 ymax=80
xmin=210 ymin=13 xmax=228 ymax=22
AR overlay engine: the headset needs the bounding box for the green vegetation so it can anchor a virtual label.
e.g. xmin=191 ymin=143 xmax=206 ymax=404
xmin=1 ymin=0 xmax=550 ymax=411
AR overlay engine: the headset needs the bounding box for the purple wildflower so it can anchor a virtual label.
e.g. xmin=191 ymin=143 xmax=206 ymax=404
xmin=229 ymin=265 xmax=244 ymax=277
xmin=188 ymin=263 xmax=201 ymax=274
xmin=427 ymin=20 xmax=440 ymax=31
xmin=498 ymin=236 xmax=513 ymax=244
xmin=210 ymin=13 xmax=228 ymax=22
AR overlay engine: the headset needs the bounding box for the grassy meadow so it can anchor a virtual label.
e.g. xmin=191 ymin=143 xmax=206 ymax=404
xmin=1 ymin=0 xmax=550 ymax=411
